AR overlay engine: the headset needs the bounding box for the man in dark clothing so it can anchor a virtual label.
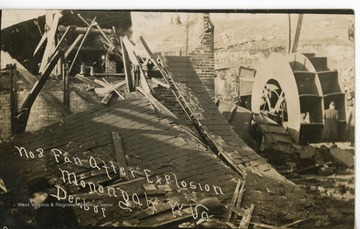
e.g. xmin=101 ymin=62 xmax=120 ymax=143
xmin=347 ymin=98 xmax=355 ymax=146
xmin=322 ymin=101 xmax=339 ymax=146
xmin=27 ymin=177 xmax=78 ymax=229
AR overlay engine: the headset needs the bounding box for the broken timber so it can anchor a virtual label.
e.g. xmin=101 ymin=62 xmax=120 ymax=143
xmin=137 ymin=87 xmax=179 ymax=120
xmin=120 ymin=37 xmax=134 ymax=92
xmin=16 ymin=50 xmax=65 ymax=134
xmin=225 ymin=179 xmax=254 ymax=229
xmin=18 ymin=65 xmax=72 ymax=117
xmin=112 ymin=132 xmax=129 ymax=180
xmin=69 ymin=17 xmax=97 ymax=73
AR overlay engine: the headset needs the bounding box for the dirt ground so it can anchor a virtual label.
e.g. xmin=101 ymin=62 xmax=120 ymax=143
xmin=130 ymin=11 xmax=355 ymax=228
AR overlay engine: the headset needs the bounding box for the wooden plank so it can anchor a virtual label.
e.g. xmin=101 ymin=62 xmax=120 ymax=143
xmin=226 ymin=178 xmax=242 ymax=222
xmin=92 ymin=73 xmax=125 ymax=77
xmin=33 ymin=29 xmax=49 ymax=56
xmin=121 ymin=37 xmax=134 ymax=92
xmin=19 ymin=54 xmax=72 ymax=117
xmin=287 ymin=14 xmax=292 ymax=54
xmin=101 ymin=92 xmax=113 ymax=104
xmin=75 ymin=74 xmax=104 ymax=87
xmin=134 ymin=51 xmax=152 ymax=94
xmin=291 ymin=14 xmax=303 ymax=53
xmin=65 ymin=34 xmax=84 ymax=59
xmin=69 ymin=17 xmax=97 ymax=73
xmin=93 ymin=80 xmax=126 ymax=96
xmin=137 ymin=87 xmax=178 ymax=120
xmin=112 ymin=132 xmax=129 ymax=180
xmin=239 ymin=204 xmax=254 ymax=229
xmin=139 ymin=36 xmax=173 ymax=87
xmin=9 ymin=65 xmax=18 ymax=135
xmin=62 ymin=63 xmax=70 ymax=107
xmin=232 ymin=180 xmax=246 ymax=223
xmin=122 ymin=36 xmax=152 ymax=93
xmin=151 ymin=78 xmax=170 ymax=88
xmin=93 ymin=79 xmax=109 ymax=87
xmin=122 ymin=36 xmax=139 ymax=64
xmin=101 ymin=78 xmax=125 ymax=99
xmin=39 ymin=12 xmax=61 ymax=73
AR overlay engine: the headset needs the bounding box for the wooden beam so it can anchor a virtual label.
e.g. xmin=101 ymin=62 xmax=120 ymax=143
xmin=92 ymin=73 xmax=125 ymax=77
xmin=151 ymin=78 xmax=170 ymax=88
xmin=120 ymin=37 xmax=134 ymax=92
xmin=291 ymin=14 xmax=303 ymax=53
xmin=122 ymin=36 xmax=152 ymax=94
xmin=62 ymin=63 xmax=70 ymax=107
xmin=39 ymin=12 xmax=61 ymax=73
xmin=58 ymin=24 xmax=112 ymax=34
xmin=139 ymin=36 xmax=173 ymax=88
xmin=15 ymin=65 xmax=73 ymax=119
xmin=75 ymin=74 xmax=102 ymax=87
xmin=232 ymin=180 xmax=246 ymax=224
xmin=33 ymin=12 xmax=61 ymax=57
xmin=287 ymin=14 xmax=292 ymax=54
xmin=130 ymin=50 xmax=152 ymax=94
xmin=102 ymin=78 xmax=125 ymax=99
xmin=122 ymin=36 xmax=139 ymax=64
xmin=226 ymin=179 xmax=242 ymax=222
xmin=238 ymin=204 xmax=254 ymax=229
xmin=112 ymin=132 xmax=129 ymax=180
xmin=94 ymin=80 xmax=126 ymax=97
xmin=69 ymin=17 xmax=97 ymax=73
xmin=68 ymin=82 xmax=100 ymax=104
xmin=137 ymin=87 xmax=179 ymax=120
xmin=9 ymin=65 xmax=18 ymax=136
xmin=16 ymin=50 xmax=71 ymax=134
xmin=65 ymin=34 xmax=84 ymax=59
xmin=101 ymin=92 xmax=113 ymax=104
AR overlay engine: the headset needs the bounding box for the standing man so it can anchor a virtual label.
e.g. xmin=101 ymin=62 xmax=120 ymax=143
xmin=347 ymin=97 xmax=355 ymax=146
xmin=27 ymin=177 xmax=78 ymax=228
xmin=322 ymin=101 xmax=339 ymax=147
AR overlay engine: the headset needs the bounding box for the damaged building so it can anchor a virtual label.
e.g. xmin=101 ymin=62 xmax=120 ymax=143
xmin=0 ymin=10 xmax=355 ymax=228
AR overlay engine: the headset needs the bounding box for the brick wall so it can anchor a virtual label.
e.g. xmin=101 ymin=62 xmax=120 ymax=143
xmin=105 ymin=55 xmax=117 ymax=73
xmin=188 ymin=13 xmax=215 ymax=99
xmin=0 ymin=74 xmax=12 ymax=140
xmin=153 ymin=86 xmax=190 ymax=122
xmin=0 ymin=71 xmax=94 ymax=141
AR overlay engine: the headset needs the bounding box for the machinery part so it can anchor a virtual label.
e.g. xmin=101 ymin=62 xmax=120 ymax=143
xmin=252 ymin=53 xmax=346 ymax=145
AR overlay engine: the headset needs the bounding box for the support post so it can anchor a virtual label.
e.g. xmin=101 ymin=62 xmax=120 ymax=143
xmin=291 ymin=14 xmax=303 ymax=53
xmin=9 ymin=64 xmax=18 ymax=136
xmin=62 ymin=62 xmax=70 ymax=108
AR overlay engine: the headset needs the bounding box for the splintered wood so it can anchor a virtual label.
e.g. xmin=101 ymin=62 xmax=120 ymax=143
xmin=226 ymin=178 xmax=254 ymax=229
xmin=226 ymin=180 xmax=311 ymax=229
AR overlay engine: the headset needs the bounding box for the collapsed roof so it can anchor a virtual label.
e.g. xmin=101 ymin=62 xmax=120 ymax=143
xmin=1 ymin=10 xmax=132 ymax=75
xmin=0 ymin=11 xmax=313 ymax=228
xmin=0 ymin=55 xmax=311 ymax=227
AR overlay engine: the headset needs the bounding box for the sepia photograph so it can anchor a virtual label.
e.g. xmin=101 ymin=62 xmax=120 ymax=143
xmin=0 ymin=8 xmax=356 ymax=228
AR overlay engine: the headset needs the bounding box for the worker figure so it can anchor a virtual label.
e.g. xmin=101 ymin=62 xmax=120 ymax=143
xmin=347 ymin=97 xmax=355 ymax=146
xmin=348 ymin=20 xmax=354 ymax=41
xmin=322 ymin=101 xmax=339 ymax=147
xmin=27 ymin=177 xmax=78 ymax=228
